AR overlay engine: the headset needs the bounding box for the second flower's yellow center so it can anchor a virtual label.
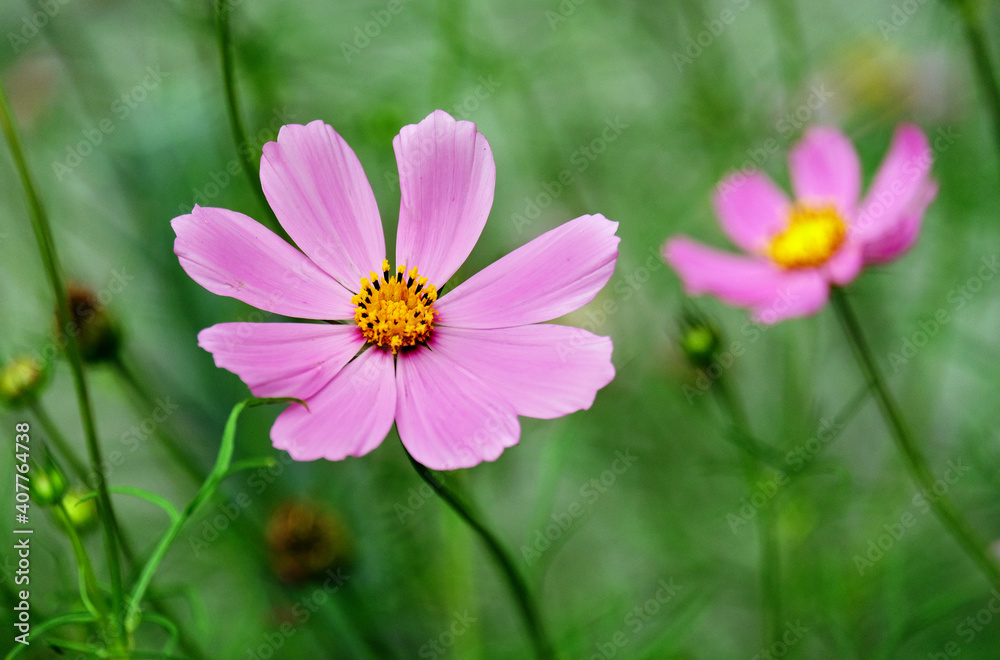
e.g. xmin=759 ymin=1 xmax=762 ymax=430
xmin=352 ymin=260 xmax=438 ymax=353
xmin=767 ymin=204 xmax=847 ymax=269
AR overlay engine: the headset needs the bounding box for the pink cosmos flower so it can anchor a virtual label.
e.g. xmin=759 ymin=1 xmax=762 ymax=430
xmin=663 ymin=125 xmax=937 ymax=323
xmin=172 ymin=110 xmax=618 ymax=470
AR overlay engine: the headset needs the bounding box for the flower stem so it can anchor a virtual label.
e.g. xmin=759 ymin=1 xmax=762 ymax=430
xmin=830 ymin=288 xmax=1000 ymax=588
xmin=0 ymin=77 xmax=127 ymax=643
xmin=404 ymin=450 xmax=557 ymax=660
xmin=713 ymin=375 xmax=783 ymax=650
xmin=214 ymin=0 xmax=289 ymax=242
xmin=951 ymin=0 xmax=1000 ymax=175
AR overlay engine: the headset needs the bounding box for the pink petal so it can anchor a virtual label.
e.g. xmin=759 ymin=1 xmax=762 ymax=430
xmin=260 ymin=121 xmax=386 ymax=289
xmin=394 ymin=110 xmax=496 ymax=286
xmin=271 ymin=348 xmax=396 ymax=461
xmin=862 ymin=181 xmax=938 ymax=264
xmin=172 ymin=206 xmax=355 ymax=320
xmin=435 ymin=214 xmax=620 ymax=329
xmin=663 ymin=236 xmax=786 ymax=306
xmin=853 ymin=124 xmax=933 ymax=244
xmin=788 ymin=127 xmax=861 ymax=214
xmin=197 ymin=323 xmax=365 ymax=400
xmin=749 ymin=270 xmax=829 ymax=324
xmin=822 ymin=241 xmax=863 ymax=286
xmin=712 ymin=172 xmax=791 ymax=252
xmin=429 ymin=325 xmax=614 ymax=419
xmin=395 ymin=348 xmax=519 ymax=470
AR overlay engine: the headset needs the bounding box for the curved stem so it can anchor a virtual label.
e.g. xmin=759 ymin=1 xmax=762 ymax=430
xmin=404 ymin=449 xmax=557 ymax=660
xmin=124 ymin=397 xmax=293 ymax=630
xmin=214 ymin=0 xmax=289 ymax=241
xmin=0 ymin=76 xmax=126 ymax=642
xmin=713 ymin=375 xmax=783 ymax=650
xmin=830 ymin=288 xmax=1000 ymax=588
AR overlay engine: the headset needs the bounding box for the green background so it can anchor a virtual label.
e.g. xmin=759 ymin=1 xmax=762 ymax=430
xmin=2 ymin=0 xmax=1000 ymax=657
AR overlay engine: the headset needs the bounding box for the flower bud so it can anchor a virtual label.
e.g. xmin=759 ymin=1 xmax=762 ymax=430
xmin=61 ymin=489 xmax=99 ymax=532
xmin=57 ymin=284 xmax=122 ymax=363
xmin=678 ymin=310 xmax=721 ymax=369
xmin=266 ymin=500 xmax=352 ymax=584
xmin=0 ymin=356 xmax=46 ymax=407
xmin=32 ymin=462 xmax=67 ymax=507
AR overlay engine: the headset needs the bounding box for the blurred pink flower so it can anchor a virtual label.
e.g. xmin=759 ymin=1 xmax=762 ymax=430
xmin=663 ymin=125 xmax=937 ymax=323
xmin=172 ymin=110 xmax=618 ymax=470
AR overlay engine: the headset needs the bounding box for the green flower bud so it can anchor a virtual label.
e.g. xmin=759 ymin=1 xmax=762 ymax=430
xmin=0 ymin=356 xmax=46 ymax=407
xmin=32 ymin=464 xmax=67 ymax=507
xmin=678 ymin=310 xmax=722 ymax=369
xmin=61 ymin=489 xmax=98 ymax=532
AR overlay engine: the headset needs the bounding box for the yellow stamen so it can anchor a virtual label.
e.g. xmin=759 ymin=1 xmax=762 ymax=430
xmin=351 ymin=259 xmax=438 ymax=353
xmin=767 ymin=204 xmax=847 ymax=269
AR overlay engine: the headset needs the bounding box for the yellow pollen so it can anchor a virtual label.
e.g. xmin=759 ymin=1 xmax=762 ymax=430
xmin=351 ymin=260 xmax=438 ymax=353
xmin=767 ymin=204 xmax=847 ymax=269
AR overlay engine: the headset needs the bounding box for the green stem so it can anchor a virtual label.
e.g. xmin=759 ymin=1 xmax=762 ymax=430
xmin=404 ymin=450 xmax=557 ymax=660
xmin=3 ymin=611 xmax=97 ymax=660
xmin=52 ymin=503 xmax=115 ymax=645
xmin=31 ymin=402 xmax=208 ymax=659
xmin=713 ymin=375 xmax=783 ymax=649
xmin=124 ymin=397 xmax=293 ymax=630
xmin=214 ymin=0 xmax=289 ymax=241
xmin=0 ymin=76 xmax=126 ymax=643
xmin=953 ymin=0 xmax=1000 ymax=174
xmin=830 ymin=288 xmax=1000 ymax=588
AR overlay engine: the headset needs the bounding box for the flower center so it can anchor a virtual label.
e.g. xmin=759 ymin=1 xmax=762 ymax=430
xmin=352 ymin=260 xmax=438 ymax=354
xmin=767 ymin=204 xmax=847 ymax=269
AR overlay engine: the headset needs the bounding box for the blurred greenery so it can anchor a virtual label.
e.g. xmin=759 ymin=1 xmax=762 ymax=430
xmin=1 ymin=0 xmax=1000 ymax=658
